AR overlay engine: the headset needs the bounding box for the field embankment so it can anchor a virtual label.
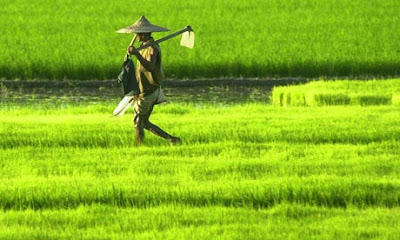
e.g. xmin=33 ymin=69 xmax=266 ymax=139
xmin=1 ymin=0 xmax=399 ymax=80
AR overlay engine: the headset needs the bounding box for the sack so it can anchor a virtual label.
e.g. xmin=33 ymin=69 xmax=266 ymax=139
xmin=113 ymin=95 xmax=135 ymax=117
xmin=118 ymin=58 xmax=141 ymax=96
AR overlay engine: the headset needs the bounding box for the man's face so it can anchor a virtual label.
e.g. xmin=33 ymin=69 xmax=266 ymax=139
xmin=137 ymin=33 xmax=151 ymax=42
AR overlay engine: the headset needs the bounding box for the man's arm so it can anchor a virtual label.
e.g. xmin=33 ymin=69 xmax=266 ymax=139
xmin=128 ymin=46 xmax=158 ymax=72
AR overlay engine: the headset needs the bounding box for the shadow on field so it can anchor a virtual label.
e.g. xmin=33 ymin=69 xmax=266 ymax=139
xmin=0 ymin=61 xmax=398 ymax=80
xmin=166 ymin=61 xmax=399 ymax=80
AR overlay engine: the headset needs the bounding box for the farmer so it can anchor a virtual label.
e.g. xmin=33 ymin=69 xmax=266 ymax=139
xmin=126 ymin=16 xmax=180 ymax=146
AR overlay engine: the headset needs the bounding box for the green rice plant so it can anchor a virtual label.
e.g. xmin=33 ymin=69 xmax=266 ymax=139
xmin=277 ymin=89 xmax=307 ymax=107
xmin=1 ymin=204 xmax=400 ymax=239
xmin=1 ymin=101 xmax=400 ymax=238
xmin=350 ymin=94 xmax=392 ymax=106
xmin=392 ymin=94 xmax=400 ymax=106
xmin=0 ymin=0 xmax=399 ymax=79
xmin=1 ymin=103 xmax=400 ymax=148
xmin=271 ymin=87 xmax=285 ymax=107
xmin=1 ymin=141 xmax=400 ymax=209
xmin=272 ymin=79 xmax=400 ymax=106
xmin=1 ymin=103 xmax=400 ymax=209
xmin=309 ymin=92 xmax=351 ymax=106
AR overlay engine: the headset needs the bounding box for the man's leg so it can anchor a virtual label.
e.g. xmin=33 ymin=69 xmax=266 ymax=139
xmin=144 ymin=120 xmax=180 ymax=144
xmin=143 ymin=105 xmax=181 ymax=145
xmin=133 ymin=95 xmax=154 ymax=146
xmin=133 ymin=114 xmax=145 ymax=146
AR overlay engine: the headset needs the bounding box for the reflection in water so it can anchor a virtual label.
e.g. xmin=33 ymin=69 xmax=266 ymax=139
xmin=164 ymin=85 xmax=272 ymax=104
xmin=1 ymin=81 xmax=273 ymax=105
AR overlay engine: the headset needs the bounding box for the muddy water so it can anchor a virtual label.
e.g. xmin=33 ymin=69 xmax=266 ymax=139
xmin=0 ymin=79 xmax=308 ymax=105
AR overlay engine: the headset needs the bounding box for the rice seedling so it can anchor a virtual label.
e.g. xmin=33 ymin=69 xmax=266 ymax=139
xmin=1 ymin=103 xmax=400 ymax=148
xmin=272 ymin=79 xmax=400 ymax=106
xmin=0 ymin=0 xmax=399 ymax=79
xmin=1 ymin=103 xmax=399 ymax=209
xmin=1 ymin=79 xmax=400 ymax=239
xmin=392 ymin=94 xmax=400 ymax=106
xmin=1 ymin=204 xmax=400 ymax=239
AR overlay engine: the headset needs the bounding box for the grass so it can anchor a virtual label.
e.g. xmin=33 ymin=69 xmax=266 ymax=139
xmin=1 ymin=141 xmax=400 ymax=209
xmin=1 ymin=103 xmax=400 ymax=148
xmin=0 ymin=0 xmax=399 ymax=79
xmin=272 ymin=79 xmax=400 ymax=106
xmin=1 ymin=100 xmax=400 ymax=238
xmin=1 ymin=205 xmax=400 ymax=239
xmin=1 ymin=80 xmax=400 ymax=238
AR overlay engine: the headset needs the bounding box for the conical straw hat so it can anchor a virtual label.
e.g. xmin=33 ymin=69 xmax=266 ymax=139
xmin=117 ymin=16 xmax=169 ymax=33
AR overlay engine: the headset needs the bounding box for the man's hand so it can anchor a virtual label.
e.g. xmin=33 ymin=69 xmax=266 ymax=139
xmin=127 ymin=46 xmax=140 ymax=57
xmin=128 ymin=46 xmax=158 ymax=72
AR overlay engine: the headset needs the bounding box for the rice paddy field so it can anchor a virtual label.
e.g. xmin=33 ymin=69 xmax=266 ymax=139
xmin=0 ymin=80 xmax=399 ymax=239
xmin=0 ymin=0 xmax=399 ymax=80
xmin=1 ymin=0 xmax=400 ymax=238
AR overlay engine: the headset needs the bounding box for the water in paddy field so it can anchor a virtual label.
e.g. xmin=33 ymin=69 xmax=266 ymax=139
xmin=0 ymin=79 xmax=287 ymax=106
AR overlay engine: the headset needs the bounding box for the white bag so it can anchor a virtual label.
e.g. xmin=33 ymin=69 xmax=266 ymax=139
xmin=113 ymin=95 xmax=135 ymax=117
